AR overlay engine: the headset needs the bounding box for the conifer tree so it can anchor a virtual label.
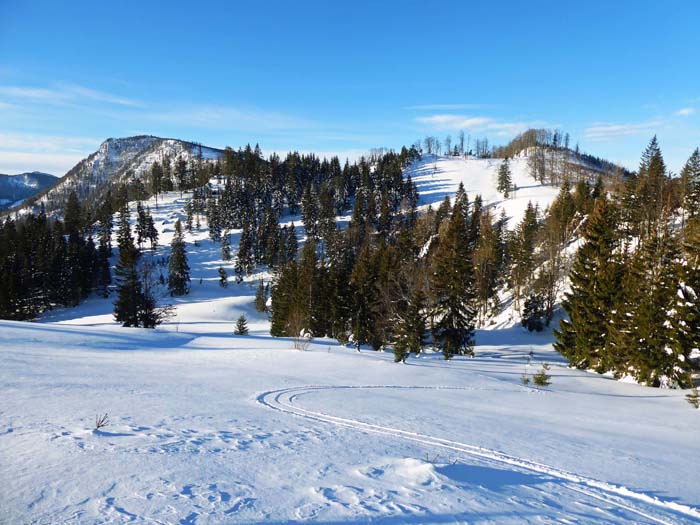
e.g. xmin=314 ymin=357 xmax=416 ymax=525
xmin=270 ymin=262 xmax=297 ymax=336
xmin=554 ymin=197 xmax=622 ymax=371
xmin=168 ymin=220 xmax=190 ymax=296
xmin=145 ymin=208 xmax=158 ymax=250
xmin=350 ymin=245 xmax=379 ymax=351
xmin=473 ymin=210 xmax=499 ymax=322
xmin=234 ymin=314 xmax=249 ymax=335
xmin=221 ymin=232 xmax=231 ymax=261
xmin=255 ymin=279 xmax=267 ymax=312
xmin=665 ymin=223 xmax=699 ymax=387
xmin=521 ymin=291 xmax=545 ymax=332
xmin=285 ymin=224 xmax=298 ymax=262
xmin=681 ymin=148 xmax=700 ymax=220
xmin=63 ymin=191 xmax=82 ymax=236
xmin=497 ymin=158 xmax=513 ymax=198
xmin=218 ymin=266 xmax=228 ymax=288
xmin=135 ymin=203 xmax=148 ymax=249
xmin=431 ymin=205 xmax=476 ymax=359
xmin=235 ymin=224 xmax=254 ymax=281
xmin=113 ymin=205 xmax=147 ymax=326
xmin=393 ymin=288 xmax=428 ymax=363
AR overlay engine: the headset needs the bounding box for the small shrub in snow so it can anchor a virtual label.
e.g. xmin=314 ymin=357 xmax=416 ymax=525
xmin=686 ymin=387 xmax=700 ymax=409
xmin=521 ymin=374 xmax=531 ymax=386
xmin=94 ymin=413 xmax=110 ymax=430
xmin=294 ymin=329 xmax=312 ymax=351
xmin=533 ymin=364 xmax=551 ymax=388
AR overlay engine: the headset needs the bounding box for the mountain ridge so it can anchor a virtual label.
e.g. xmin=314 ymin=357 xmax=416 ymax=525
xmin=14 ymin=135 xmax=224 ymax=215
xmin=0 ymin=171 xmax=57 ymax=210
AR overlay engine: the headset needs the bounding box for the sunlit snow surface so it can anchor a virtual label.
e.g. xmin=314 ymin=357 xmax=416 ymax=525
xmin=1 ymin=156 xmax=699 ymax=524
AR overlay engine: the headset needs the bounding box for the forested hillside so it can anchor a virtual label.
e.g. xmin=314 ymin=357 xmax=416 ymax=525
xmin=1 ymin=130 xmax=698 ymax=389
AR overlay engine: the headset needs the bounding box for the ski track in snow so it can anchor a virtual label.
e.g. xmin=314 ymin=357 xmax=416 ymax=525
xmin=258 ymin=385 xmax=700 ymax=525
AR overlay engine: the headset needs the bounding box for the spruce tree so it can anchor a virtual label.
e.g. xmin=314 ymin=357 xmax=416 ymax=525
xmin=285 ymin=224 xmax=298 ymax=262
xmin=393 ymin=288 xmax=428 ymax=363
xmin=681 ymin=148 xmax=700 ymax=220
xmin=554 ymin=197 xmax=622 ymax=371
xmin=145 ymin=208 xmax=158 ymax=250
xmin=667 ymin=221 xmax=700 ymax=387
xmin=497 ymin=158 xmax=513 ymax=198
xmin=234 ymin=314 xmax=249 ymax=335
xmin=113 ymin=205 xmax=146 ymax=327
xmin=431 ymin=205 xmax=476 ymax=359
xmin=221 ymin=232 xmax=231 ymax=261
xmin=235 ymin=224 xmax=254 ymax=281
xmin=218 ymin=266 xmax=228 ymax=288
xmin=350 ymin=245 xmax=379 ymax=351
xmin=255 ymin=279 xmax=267 ymax=312
xmin=168 ymin=220 xmax=190 ymax=296
xmin=521 ymin=291 xmax=545 ymax=332
xmin=270 ymin=262 xmax=297 ymax=336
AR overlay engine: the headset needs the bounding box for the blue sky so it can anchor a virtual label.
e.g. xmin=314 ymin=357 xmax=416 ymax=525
xmin=1 ymin=0 xmax=699 ymax=175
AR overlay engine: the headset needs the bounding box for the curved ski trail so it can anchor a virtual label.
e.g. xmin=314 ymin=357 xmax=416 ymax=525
xmin=258 ymin=385 xmax=700 ymax=525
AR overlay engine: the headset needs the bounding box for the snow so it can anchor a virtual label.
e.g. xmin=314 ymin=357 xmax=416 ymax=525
xmin=2 ymin=156 xmax=699 ymax=524
xmin=408 ymin=155 xmax=561 ymax=227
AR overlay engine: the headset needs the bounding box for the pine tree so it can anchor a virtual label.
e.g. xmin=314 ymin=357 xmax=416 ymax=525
xmin=234 ymin=314 xmax=249 ymax=335
xmin=497 ymin=158 xmax=513 ymax=198
xmin=431 ymin=205 xmax=476 ymax=359
xmin=666 ymin=221 xmax=700 ymax=387
xmin=168 ymin=220 xmax=190 ymax=296
xmin=473 ymin=210 xmax=499 ymax=322
xmin=113 ymin=205 xmax=145 ymax=327
xmin=285 ymin=224 xmax=298 ymax=262
xmin=350 ymin=245 xmax=379 ymax=351
xmin=393 ymin=288 xmax=428 ymax=363
xmin=301 ymin=184 xmax=319 ymax=240
xmin=135 ymin=203 xmax=148 ymax=249
xmin=554 ymin=197 xmax=622 ymax=371
xmin=207 ymin=197 xmax=221 ymax=242
xmin=63 ymin=191 xmax=82 ymax=236
xmin=521 ymin=291 xmax=545 ymax=332
xmin=218 ymin=266 xmax=228 ymax=288
xmin=235 ymin=224 xmax=254 ymax=282
xmin=681 ymin=148 xmax=700 ymax=220
xmin=270 ymin=262 xmax=297 ymax=336
xmin=636 ymin=136 xmax=669 ymax=240
xmin=146 ymin=209 xmax=158 ymax=251
xmin=255 ymin=279 xmax=267 ymax=312
xmin=221 ymin=232 xmax=231 ymax=261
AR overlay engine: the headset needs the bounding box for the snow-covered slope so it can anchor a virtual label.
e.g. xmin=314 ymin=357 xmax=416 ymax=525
xmin=1 ymin=158 xmax=699 ymax=524
xmin=0 ymin=171 xmax=56 ymax=210
xmin=408 ymin=155 xmax=561 ymax=226
xmin=2 ymin=319 xmax=699 ymax=524
xmin=18 ymin=136 xmax=223 ymax=216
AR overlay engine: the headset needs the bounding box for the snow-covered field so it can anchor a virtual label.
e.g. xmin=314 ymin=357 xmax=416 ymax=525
xmin=408 ymin=155 xmax=561 ymax=227
xmin=1 ymin=156 xmax=699 ymax=524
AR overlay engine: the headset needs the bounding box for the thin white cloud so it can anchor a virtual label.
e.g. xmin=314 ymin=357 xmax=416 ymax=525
xmin=416 ymin=114 xmax=545 ymax=136
xmin=56 ymin=83 xmax=142 ymax=107
xmin=406 ymin=103 xmax=496 ymax=111
xmin=584 ymin=121 xmax=663 ymax=142
xmin=0 ymin=151 xmax=84 ymax=176
xmin=416 ymin=114 xmax=492 ymax=130
xmin=0 ymin=132 xmax=100 ymax=153
xmin=147 ymin=104 xmax=317 ymax=132
xmin=0 ymin=132 xmax=101 ymax=175
xmin=0 ymin=83 xmax=142 ymax=107
xmin=676 ymin=107 xmax=695 ymax=117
